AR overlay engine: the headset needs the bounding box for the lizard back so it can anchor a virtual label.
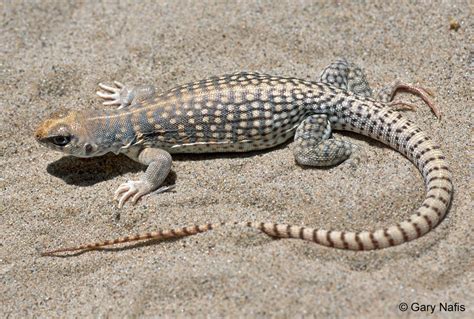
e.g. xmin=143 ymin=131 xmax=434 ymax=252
xmin=86 ymin=72 xmax=336 ymax=153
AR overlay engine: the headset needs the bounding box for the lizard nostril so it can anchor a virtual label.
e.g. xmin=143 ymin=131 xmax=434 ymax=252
xmin=34 ymin=127 xmax=44 ymax=140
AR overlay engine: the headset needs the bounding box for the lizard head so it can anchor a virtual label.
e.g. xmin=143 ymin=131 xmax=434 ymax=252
xmin=35 ymin=109 xmax=100 ymax=158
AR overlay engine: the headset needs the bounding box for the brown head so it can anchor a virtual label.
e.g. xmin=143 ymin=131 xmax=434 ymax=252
xmin=34 ymin=110 xmax=101 ymax=157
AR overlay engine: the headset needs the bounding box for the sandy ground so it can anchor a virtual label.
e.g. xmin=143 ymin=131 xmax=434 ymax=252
xmin=1 ymin=1 xmax=472 ymax=318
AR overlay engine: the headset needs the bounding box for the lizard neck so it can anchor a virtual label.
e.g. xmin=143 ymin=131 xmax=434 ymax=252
xmin=82 ymin=109 xmax=138 ymax=155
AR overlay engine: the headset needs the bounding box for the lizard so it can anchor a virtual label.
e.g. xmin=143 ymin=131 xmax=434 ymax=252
xmin=35 ymin=59 xmax=452 ymax=255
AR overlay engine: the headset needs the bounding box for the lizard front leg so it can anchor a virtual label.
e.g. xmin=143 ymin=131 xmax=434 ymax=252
xmin=115 ymin=147 xmax=173 ymax=208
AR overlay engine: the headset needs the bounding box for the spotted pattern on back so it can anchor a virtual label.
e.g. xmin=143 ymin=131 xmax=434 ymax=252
xmin=87 ymin=73 xmax=339 ymax=153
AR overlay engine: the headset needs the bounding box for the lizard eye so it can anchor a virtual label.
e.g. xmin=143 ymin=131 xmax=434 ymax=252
xmin=49 ymin=135 xmax=71 ymax=146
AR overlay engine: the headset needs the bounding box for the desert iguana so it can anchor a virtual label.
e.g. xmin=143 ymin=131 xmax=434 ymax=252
xmin=35 ymin=59 xmax=452 ymax=255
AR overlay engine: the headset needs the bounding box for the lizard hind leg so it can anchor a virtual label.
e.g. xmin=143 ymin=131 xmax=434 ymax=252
xmin=96 ymin=82 xmax=156 ymax=109
xmin=319 ymin=58 xmax=373 ymax=98
xmin=321 ymin=59 xmax=440 ymax=119
xmin=293 ymin=114 xmax=354 ymax=167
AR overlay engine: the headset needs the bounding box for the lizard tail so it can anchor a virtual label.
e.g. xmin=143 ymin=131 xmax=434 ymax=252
xmin=41 ymin=223 xmax=223 ymax=256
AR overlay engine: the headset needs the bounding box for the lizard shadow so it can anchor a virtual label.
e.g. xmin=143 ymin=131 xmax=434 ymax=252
xmin=46 ymin=153 xmax=177 ymax=187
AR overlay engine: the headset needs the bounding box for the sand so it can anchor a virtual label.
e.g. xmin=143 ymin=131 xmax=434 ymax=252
xmin=1 ymin=1 xmax=472 ymax=317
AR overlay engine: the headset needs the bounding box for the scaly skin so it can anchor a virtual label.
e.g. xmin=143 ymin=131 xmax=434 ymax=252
xmin=35 ymin=59 xmax=452 ymax=254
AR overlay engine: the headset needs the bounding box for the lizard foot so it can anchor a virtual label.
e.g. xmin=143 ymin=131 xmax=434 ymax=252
xmin=344 ymin=143 xmax=366 ymax=170
xmin=390 ymin=83 xmax=440 ymax=119
xmin=379 ymin=82 xmax=440 ymax=119
xmin=114 ymin=180 xmax=174 ymax=208
xmin=96 ymin=81 xmax=132 ymax=109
